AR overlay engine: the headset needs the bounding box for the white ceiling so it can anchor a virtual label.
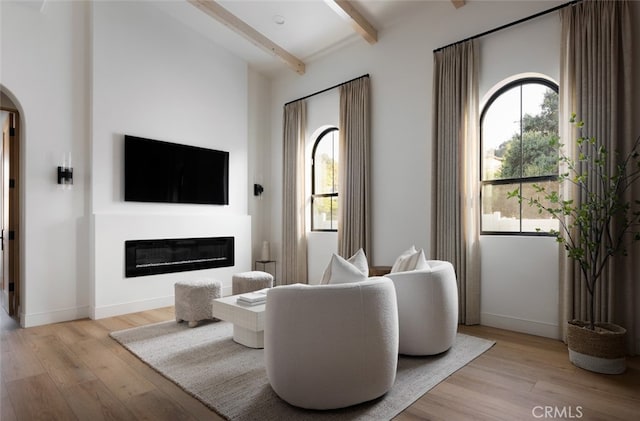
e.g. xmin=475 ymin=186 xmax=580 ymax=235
xmin=152 ymin=0 xmax=439 ymax=76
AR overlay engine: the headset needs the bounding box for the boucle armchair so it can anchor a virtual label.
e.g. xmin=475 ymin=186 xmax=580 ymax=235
xmin=264 ymin=277 xmax=399 ymax=410
xmin=385 ymin=261 xmax=459 ymax=355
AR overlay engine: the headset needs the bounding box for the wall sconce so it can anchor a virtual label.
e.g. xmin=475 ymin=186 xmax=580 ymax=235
xmin=254 ymin=183 xmax=264 ymax=196
xmin=57 ymin=153 xmax=73 ymax=187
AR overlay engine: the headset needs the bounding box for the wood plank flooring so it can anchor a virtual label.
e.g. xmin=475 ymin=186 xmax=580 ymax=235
xmin=1 ymin=308 xmax=638 ymax=420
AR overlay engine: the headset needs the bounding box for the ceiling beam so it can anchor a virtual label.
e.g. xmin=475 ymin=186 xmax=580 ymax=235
xmin=326 ymin=0 xmax=378 ymax=45
xmin=187 ymin=0 xmax=305 ymax=75
xmin=451 ymin=0 xmax=466 ymax=9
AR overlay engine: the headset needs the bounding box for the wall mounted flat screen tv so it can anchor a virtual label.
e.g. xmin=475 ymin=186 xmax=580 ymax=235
xmin=125 ymin=135 xmax=229 ymax=205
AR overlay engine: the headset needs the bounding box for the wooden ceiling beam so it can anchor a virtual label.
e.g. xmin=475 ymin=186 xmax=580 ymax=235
xmin=187 ymin=0 xmax=306 ymax=75
xmin=326 ymin=0 xmax=378 ymax=45
xmin=451 ymin=0 xmax=466 ymax=9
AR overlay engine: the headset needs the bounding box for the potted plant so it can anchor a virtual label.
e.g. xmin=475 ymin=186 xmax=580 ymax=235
xmin=509 ymin=114 xmax=640 ymax=374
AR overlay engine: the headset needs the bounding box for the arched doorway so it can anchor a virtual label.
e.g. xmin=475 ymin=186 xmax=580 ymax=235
xmin=0 ymin=87 xmax=22 ymax=325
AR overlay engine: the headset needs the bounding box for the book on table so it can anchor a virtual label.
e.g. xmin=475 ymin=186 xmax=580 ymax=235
xmin=236 ymin=299 xmax=265 ymax=306
xmin=237 ymin=289 xmax=269 ymax=305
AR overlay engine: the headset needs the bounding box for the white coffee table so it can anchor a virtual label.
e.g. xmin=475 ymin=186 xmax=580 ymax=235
xmin=211 ymin=295 xmax=266 ymax=348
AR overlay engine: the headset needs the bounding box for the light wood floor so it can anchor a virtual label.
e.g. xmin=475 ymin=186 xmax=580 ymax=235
xmin=1 ymin=308 xmax=638 ymax=421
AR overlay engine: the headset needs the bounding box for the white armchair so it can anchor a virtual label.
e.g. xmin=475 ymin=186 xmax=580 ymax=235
xmin=264 ymin=277 xmax=399 ymax=410
xmin=385 ymin=261 xmax=459 ymax=355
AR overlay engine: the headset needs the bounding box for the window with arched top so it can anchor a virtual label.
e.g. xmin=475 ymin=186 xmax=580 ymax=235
xmin=311 ymin=127 xmax=339 ymax=231
xmin=480 ymin=77 xmax=560 ymax=234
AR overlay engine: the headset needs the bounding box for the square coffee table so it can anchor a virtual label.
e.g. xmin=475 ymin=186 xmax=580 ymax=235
xmin=211 ymin=295 xmax=266 ymax=348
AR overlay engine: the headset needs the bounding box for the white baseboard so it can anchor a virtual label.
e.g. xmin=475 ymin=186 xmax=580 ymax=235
xmin=92 ymin=295 xmax=175 ymax=320
xmin=22 ymin=305 xmax=90 ymax=328
xmin=92 ymin=286 xmax=234 ymax=319
xmin=21 ymin=287 xmax=237 ymax=326
xmin=481 ymin=312 xmax=561 ymax=340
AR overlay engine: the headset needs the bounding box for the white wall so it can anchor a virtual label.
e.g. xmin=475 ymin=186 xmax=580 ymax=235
xmin=478 ymin=11 xmax=561 ymax=338
xmin=91 ymin=1 xmax=248 ymax=215
xmin=480 ymin=236 xmax=559 ymax=337
xmin=307 ymin=231 xmax=337 ymax=284
xmin=267 ymin=1 xmax=567 ymax=271
xmin=91 ymin=1 xmax=252 ymax=317
xmin=266 ymin=1 xmax=568 ymax=336
xmin=0 ymin=0 xmax=254 ymax=326
xmin=1 ymin=0 xmax=90 ymax=326
xmin=93 ymin=213 xmax=250 ymax=318
xmin=247 ymin=69 xmax=273 ymax=273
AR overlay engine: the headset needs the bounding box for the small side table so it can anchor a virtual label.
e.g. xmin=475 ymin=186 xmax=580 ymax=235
xmin=255 ymin=260 xmax=276 ymax=284
xmin=369 ymin=266 xmax=392 ymax=277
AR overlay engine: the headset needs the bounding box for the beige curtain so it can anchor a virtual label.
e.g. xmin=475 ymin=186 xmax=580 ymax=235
xmin=281 ymin=100 xmax=308 ymax=285
xmin=338 ymin=77 xmax=371 ymax=258
xmin=431 ymin=40 xmax=481 ymax=325
xmin=559 ymin=0 xmax=636 ymax=353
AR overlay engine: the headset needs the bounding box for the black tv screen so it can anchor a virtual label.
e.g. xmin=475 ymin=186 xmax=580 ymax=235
xmin=125 ymin=135 xmax=229 ymax=205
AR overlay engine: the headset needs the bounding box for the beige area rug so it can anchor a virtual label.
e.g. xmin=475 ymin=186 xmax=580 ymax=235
xmin=110 ymin=320 xmax=494 ymax=420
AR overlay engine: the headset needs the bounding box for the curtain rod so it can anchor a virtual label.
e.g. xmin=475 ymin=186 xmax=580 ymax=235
xmin=284 ymin=74 xmax=369 ymax=107
xmin=433 ymin=0 xmax=580 ymax=53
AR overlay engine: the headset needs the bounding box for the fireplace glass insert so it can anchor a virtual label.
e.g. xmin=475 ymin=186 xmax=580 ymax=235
xmin=125 ymin=236 xmax=234 ymax=277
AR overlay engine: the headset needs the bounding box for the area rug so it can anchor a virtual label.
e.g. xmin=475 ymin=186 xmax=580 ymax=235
xmin=110 ymin=321 xmax=494 ymax=420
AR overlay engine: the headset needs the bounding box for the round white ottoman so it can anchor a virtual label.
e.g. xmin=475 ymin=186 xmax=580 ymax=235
xmin=175 ymin=279 xmax=222 ymax=327
xmin=232 ymin=271 xmax=274 ymax=295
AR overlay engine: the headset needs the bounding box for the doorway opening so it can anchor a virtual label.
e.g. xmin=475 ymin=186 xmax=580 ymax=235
xmin=1 ymin=88 xmax=22 ymax=327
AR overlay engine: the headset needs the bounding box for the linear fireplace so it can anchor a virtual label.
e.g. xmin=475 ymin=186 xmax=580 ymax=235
xmin=125 ymin=236 xmax=234 ymax=277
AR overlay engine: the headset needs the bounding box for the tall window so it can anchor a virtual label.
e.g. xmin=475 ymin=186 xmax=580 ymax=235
xmin=481 ymin=78 xmax=559 ymax=234
xmin=311 ymin=127 xmax=339 ymax=231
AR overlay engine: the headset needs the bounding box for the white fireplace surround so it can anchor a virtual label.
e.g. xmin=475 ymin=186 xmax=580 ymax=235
xmin=92 ymin=213 xmax=251 ymax=319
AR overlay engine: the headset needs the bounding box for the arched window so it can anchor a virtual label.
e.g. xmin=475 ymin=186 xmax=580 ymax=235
xmin=480 ymin=78 xmax=560 ymax=234
xmin=311 ymin=127 xmax=339 ymax=231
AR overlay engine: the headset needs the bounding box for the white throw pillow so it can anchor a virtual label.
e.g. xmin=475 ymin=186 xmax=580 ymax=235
xmin=391 ymin=247 xmax=430 ymax=273
xmin=390 ymin=246 xmax=416 ymax=273
xmin=321 ymin=248 xmax=369 ymax=285
xmin=414 ymin=249 xmax=431 ymax=270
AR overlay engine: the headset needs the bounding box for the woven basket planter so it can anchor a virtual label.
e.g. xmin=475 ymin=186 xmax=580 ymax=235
xmin=567 ymin=320 xmax=626 ymax=374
